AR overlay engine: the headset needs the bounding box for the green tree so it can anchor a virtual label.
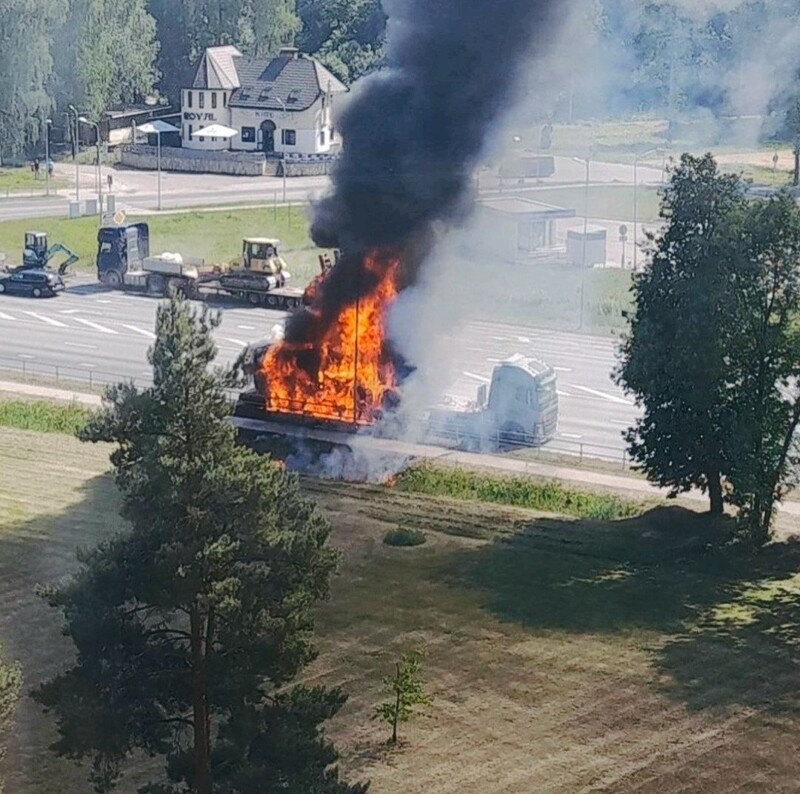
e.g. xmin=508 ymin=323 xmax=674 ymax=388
xmin=248 ymin=0 xmax=301 ymax=57
xmin=298 ymin=0 xmax=385 ymax=82
xmin=34 ymin=295 xmax=363 ymax=794
xmin=0 ymin=643 xmax=21 ymax=794
xmin=616 ymin=154 xmax=746 ymax=514
xmin=0 ymin=0 xmax=66 ymax=159
xmin=375 ymin=650 xmax=430 ymax=745
xmin=55 ymin=0 xmax=159 ymax=118
xmin=725 ymin=194 xmax=800 ymax=544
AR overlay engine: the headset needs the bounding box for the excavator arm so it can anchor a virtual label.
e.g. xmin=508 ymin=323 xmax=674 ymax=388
xmin=45 ymin=244 xmax=80 ymax=275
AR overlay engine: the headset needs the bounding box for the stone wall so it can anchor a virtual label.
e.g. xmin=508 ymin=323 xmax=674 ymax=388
xmin=119 ymin=145 xmax=338 ymax=177
xmin=120 ymin=145 xmax=271 ymax=176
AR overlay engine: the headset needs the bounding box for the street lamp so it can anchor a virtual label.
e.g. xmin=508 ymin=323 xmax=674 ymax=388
xmin=79 ymin=116 xmax=102 ymax=216
xmin=572 ymin=155 xmax=591 ymax=329
xmin=632 ymin=148 xmax=668 ymax=272
xmin=137 ymin=120 xmax=179 ymax=211
xmin=42 ymin=117 xmax=52 ymax=196
xmin=275 ymin=98 xmax=288 ymax=204
xmin=67 ymin=105 xmax=80 ymax=204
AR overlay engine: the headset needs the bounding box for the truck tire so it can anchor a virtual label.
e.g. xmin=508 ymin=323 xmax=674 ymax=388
xmin=102 ymin=270 xmax=122 ymax=288
xmin=147 ymin=274 xmax=166 ymax=295
xmin=167 ymin=278 xmax=183 ymax=295
xmin=32 ymin=287 xmax=42 ymax=298
xmin=248 ymin=292 xmax=262 ymax=306
xmin=0 ymin=282 xmax=5 ymax=293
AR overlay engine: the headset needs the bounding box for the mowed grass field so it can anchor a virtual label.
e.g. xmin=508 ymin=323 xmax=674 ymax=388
xmin=3 ymin=427 xmax=800 ymax=791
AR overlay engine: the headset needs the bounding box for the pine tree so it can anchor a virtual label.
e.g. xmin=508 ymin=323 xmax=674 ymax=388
xmin=34 ymin=295 xmax=364 ymax=794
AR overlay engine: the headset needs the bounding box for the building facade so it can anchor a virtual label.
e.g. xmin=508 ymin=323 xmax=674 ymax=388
xmin=181 ymin=45 xmax=347 ymax=156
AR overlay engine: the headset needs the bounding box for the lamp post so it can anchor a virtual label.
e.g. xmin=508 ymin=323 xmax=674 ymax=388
xmin=275 ymin=98 xmax=288 ymax=204
xmin=43 ymin=117 xmax=52 ymax=196
xmin=79 ymin=116 xmax=102 ymax=217
xmin=67 ymin=105 xmax=80 ymax=204
xmin=138 ymin=120 xmax=179 ymax=211
xmin=632 ymin=148 xmax=667 ymax=272
xmin=572 ymin=156 xmax=591 ymax=329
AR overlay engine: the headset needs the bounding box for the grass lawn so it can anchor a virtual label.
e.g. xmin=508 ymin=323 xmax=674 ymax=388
xmin=0 ymin=167 xmax=67 ymax=195
xmin=532 ymin=184 xmax=662 ymax=224
xmin=0 ymin=205 xmax=326 ymax=285
xmin=3 ymin=427 xmax=800 ymax=791
xmin=475 ymin=262 xmax=635 ymax=335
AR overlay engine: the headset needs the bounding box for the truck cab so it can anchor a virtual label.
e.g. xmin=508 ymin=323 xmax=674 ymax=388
xmin=96 ymin=223 xmax=150 ymax=285
xmin=428 ymin=355 xmax=558 ymax=450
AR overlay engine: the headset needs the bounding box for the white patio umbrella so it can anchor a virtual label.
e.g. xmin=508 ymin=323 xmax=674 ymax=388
xmin=138 ymin=120 xmax=180 ymax=211
xmin=191 ymin=123 xmax=239 ymax=139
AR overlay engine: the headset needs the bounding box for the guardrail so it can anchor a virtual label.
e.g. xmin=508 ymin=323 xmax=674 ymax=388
xmin=0 ymin=184 xmax=63 ymax=200
xmin=0 ymin=357 xmax=633 ymax=469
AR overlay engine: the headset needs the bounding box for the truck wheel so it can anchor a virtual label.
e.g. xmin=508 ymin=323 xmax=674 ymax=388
xmin=104 ymin=270 xmax=122 ymax=287
xmin=248 ymin=293 xmax=261 ymax=306
xmin=32 ymin=287 xmax=42 ymax=298
xmin=0 ymin=282 xmax=5 ymax=293
xmin=147 ymin=274 xmax=166 ymax=295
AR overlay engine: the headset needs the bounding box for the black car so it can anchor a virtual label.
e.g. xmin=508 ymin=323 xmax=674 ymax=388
xmin=0 ymin=268 xmax=64 ymax=298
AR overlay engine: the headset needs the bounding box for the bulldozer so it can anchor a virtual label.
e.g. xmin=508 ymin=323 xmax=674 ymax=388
xmin=217 ymin=238 xmax=291 ymax=301
xmin=20 ymin=231 xmax=79 ymax=275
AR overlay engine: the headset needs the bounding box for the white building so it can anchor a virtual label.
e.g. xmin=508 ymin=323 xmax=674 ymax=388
xmin=181 ymin=45 xmax=348 ymax=156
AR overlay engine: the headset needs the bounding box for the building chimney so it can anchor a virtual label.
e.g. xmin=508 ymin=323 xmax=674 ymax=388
xmin=279 ymin=47 xmax=299 ymax=59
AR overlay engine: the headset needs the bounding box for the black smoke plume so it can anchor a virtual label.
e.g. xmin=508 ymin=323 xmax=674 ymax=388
xmin=284 ymin=0 xmax=559 ymax=343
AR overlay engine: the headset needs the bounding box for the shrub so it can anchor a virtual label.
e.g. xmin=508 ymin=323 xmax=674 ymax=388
xmin=383 ymin=527 xmax=428 ymax=547
xmin=395 ymin=463 xmax=642 ymax=521
xmin=0 ymin=400 xmax=91 ymax=435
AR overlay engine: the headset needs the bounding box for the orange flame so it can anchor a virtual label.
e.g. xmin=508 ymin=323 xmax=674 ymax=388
xmin=260 ymin=251 xmax=400 ymax=425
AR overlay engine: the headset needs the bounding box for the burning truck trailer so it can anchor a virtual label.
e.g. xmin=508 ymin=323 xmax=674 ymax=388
xmin=233 ymin=347 xmax=559 ymax=454
xmin=231 ymin=248 xmax=559 ymax=455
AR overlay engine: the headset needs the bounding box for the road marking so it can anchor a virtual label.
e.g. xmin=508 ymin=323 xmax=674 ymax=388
xmin=94 ymin=299 xmax=112 ymax=305
xmin=516 ymin=336 xmax=531 ymax=343
xmin=123 ymin=324 xmax=156 ymax=339
xmin=463 ymin=371 xmax=491 ymax=383
xmin=23 ymin=311 xmax=67 ymax=327
xmin=64 ymin=342 xmax=97 ymax=350
xmin=560 ymin=433 xmax=583 ymax=440
xmin=79 ymin=363 xmax=97 ymax=369
xmin=557 ymin=390 xmax=571 ymax=398
xmin=224 ymin=337 xmax=248 ymax=347
xmin=237 ymin=324 xmax=257 ymax=331
xmin=74 ymin=317 xmax=119 ymax=334
xmin=569 ymin=384 xmax=634 ymax=406
xmin=553 ymin=366 xmax=573 ymax=373
xmin=609 ymin=419 xmax=632 ymax=427
xmin=487 ymin=357 xmax=502 ymax=363
xmin=59 ymin=309 xmax=81 ymax=315
xmin=0 ymin=310 xmax=15 ymax=321
xmin=17 ymin=354 xmax=34 ymax=360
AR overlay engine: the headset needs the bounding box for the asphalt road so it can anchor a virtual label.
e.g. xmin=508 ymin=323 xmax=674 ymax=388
xmin=0 ymin=156 xmax=666 ymax=222
xmin=0 ymin=279 xmax=635 ymax=461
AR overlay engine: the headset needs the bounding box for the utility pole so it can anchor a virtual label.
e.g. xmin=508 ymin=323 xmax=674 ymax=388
xmin=68 ymin=105 xmax=80 ymax=205
xmin=79 ymin=116 xmax=102 ymax=218
xmin=43 ymin=118 xmax=52 ymax=197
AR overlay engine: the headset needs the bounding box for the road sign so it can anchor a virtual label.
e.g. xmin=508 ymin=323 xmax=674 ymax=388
xmin=113 ymin=209 xmax=126 ymax=226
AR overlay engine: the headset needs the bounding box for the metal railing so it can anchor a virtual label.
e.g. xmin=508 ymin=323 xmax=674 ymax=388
xmin=0 ymin=357 xmax=632 ymax=469
xmin=0 ymin=184 xmax=62 ymax=199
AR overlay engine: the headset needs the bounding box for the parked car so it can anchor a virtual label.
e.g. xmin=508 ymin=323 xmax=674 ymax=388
xmin=0 ymin=268 xmax=64 ymax=297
